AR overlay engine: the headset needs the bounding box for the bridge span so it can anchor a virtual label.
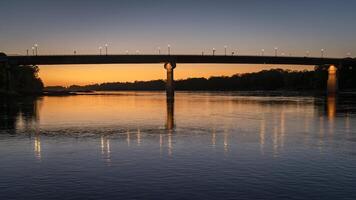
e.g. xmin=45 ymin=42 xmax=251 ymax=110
xmin=3 ymin=54 xmax=356 ymax=98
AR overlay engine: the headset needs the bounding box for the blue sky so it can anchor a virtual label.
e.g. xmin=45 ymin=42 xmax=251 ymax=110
xmin=1 ymin=0 xmax=355 ymax=57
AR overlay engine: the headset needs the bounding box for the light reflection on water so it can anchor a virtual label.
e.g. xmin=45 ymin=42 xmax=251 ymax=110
xmin=0 ymin=92 xmax=356 ymax=200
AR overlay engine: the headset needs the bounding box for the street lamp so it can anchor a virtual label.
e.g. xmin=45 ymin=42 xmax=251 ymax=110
xmin=261 ymin=49 xmax=265 ymax=56
xmin=202 ymin=51 xmax=204 ymax=56
xmin=26 ymin=49 xmax=29 ymax=56
xmin=224 ymin=45 xmax=227 ymax=56
xmin=105 ymin=44 xmax=108 ymax=55
xmin=32 ymin=47 xmax=35 ymax=56
xmin=168 ymin=44 xmax=171 ymax=55
xmin=99 ymin=46 xmax=102 ymax=55
xmin=274 ymin=47 xmax=278 ymax=56
xmin=321 ymin=49 xmax=324 ymax=58
xmin=34 ymin=44 xmax=38 ymax=56
xmin=213 ymin=48 xmax=216 ymax=56
xmin=74 ymin=50 xmax=77 ymax=55
xmin=158 ymin=47 xmax=161 ymax=55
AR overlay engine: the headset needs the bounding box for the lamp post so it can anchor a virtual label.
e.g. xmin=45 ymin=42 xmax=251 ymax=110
xmin=26 ymin=49 xmax=29 ymax=56
xmin=261 ymin=49 xmax=265 ymax=56
xmin=321 ymin=49 xmax=324 ymax=58
xmin=168 ymin=44 xmax=171 ymax=55
xmin=224 ymin=45 xmax=227 ymax=56
xmin=34 ymin=44 xmax=38 ymax=56
xmin=274 ymin=47 xmax=278 ymax=57
xmin=32 ymin=47 xmax=35 ymax=56
xmin=213 ymin=48 xmax=216 ymax=56
xmin=74 ymin=50 xmax=77 ymax=55
xmin=99 ymin=47 xmax=102 ymax=55
xmin=158 ymin=47 xmax=161 ymax=55
xmin=105 ymin=44 xmax=108 ymax=55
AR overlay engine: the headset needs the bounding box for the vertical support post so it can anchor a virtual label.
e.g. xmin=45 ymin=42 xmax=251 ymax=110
xmin=164 ymin=62 xmax=176 ymax=101
xmin=0 ymin=53 xmax=9 ymax=92
xmin=327 ymin=65 xmax=338 ymax=95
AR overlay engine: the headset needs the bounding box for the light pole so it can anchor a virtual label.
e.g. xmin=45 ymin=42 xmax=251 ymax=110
xmin=74 ymin=50 xmax=77 ymax=55
xmin=321 ymin=49 xmax=324 ymax=58
xmin=232 ymin=51 xmax=234 ymax=56
xmin=32 ymin=47 xmax=35 ymax=56
xmin=26 ymin=49 xmax=29 ymax=56
xmin=168 ymin=44 xmax=171 ymax=55
xmin=34 ymin=44 xmax=38 ymax=56
xmin=202 ymin=51 xmax=204 ymax=56
xmin=158 ymin=47 xmax=161 ymax=55
xmin=274 ymin=47 xmax=278 ymax=57
xmin=224 ymin=45 xmax=227 ymax=56
xmin=261 ymin=49 xmax=265 ymax=56
xmin=213 ymin=48 xmax=216 ymax=56
xmin=99 ymin=46 xmax=102 ymax=55
xmin=105 ymin=44 xmax=108 ymax=55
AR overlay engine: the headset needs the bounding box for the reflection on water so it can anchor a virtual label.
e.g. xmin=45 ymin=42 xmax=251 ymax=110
xmin=0 ymin=92 xmax=356 ymax=200
xmin=0 ymin=97 xmax=40 ymax=130
xmin=101 ymin=135 xmax=111 ymax=165
xmin=34 ymin=134 xmax=41 ymax=160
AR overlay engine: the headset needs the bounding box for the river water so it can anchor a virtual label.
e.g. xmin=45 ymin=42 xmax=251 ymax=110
xmin=0 ymin=92 xmax=355 ymax=200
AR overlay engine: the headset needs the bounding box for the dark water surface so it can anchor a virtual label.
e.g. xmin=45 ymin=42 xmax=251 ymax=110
xmin=0 ymin=92 xmax=355 ymax=200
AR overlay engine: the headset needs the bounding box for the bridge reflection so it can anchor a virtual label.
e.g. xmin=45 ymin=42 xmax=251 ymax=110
xmin=0 ymin=93 xmax=354 ymax=161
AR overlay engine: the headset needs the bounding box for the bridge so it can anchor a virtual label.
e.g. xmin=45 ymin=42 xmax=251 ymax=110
xmin=2 ymin=54 xmax=356 ymax=99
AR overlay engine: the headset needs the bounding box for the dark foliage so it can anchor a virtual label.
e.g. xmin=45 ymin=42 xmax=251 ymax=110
xmin=0 ymin=63 xmax=44 ymax=94
xmin=45 ymin=65 xmax=356 ymax=92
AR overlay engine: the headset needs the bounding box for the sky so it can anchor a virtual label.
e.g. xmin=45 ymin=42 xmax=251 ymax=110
xmin=1 ymin=0 xmax=355 ymax=86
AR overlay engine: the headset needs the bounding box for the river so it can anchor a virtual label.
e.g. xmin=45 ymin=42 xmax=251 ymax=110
xmin=0 ymin=92 xmax=355 ymax=200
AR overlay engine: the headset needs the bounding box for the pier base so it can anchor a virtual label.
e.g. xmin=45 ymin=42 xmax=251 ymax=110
xmin=327 ymin=65 xmax=338 ymax=95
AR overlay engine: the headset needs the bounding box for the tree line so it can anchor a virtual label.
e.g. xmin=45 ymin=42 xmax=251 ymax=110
xmin=46 ymin=65 xmax=356 ymax=92
xmin=1 ymin=53 xmax=44 ymax=95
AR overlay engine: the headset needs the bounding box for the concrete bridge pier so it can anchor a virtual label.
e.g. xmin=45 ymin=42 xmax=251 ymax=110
xmin=327 ymin=65 xmax=338 ymax=95
xmin=0 ymin=53 xmax=10 ymax=92
xmin=164 ymin=62 xmax=176 ymax=100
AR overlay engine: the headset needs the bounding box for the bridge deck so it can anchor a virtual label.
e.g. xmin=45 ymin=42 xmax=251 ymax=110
xmin=5 ymin=55 xmax=356 ymax=66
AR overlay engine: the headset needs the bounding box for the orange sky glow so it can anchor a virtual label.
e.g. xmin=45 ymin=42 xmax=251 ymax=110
xmin=39 ymin=64 xmax=314 ymax=86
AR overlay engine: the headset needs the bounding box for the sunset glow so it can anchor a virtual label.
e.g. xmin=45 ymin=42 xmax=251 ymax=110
xmin=39 ymin=64 xmax=314 ymax=86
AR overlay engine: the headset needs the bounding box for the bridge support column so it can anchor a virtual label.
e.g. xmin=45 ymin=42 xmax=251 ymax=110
xmin=327 ymin=65 xmax=338 ymax=95
xmin=0 ymin=53 xmax=10 ymax=92
xmin=164 ymin=62 xmax=176 ymax=101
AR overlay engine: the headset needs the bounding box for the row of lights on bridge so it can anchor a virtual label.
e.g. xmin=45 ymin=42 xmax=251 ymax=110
xmin=26 ymin=44 xmax=352 ymax=58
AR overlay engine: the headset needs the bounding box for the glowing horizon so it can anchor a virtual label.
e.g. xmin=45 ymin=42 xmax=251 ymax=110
xmin=39 ymin=64 xmax=314 ymax=87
